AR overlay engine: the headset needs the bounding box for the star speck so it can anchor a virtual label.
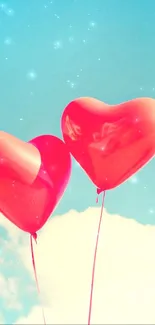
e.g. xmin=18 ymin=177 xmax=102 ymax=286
xmin=0 ymin=3 xmax=7 ymax=10
xmin=4 ymin=37 xmax=12 ymax=45
xmin=27 ymin=70 xmax=37 ymax=80
xmin=54 ymin=13 xmax=60 ymax=19
xmin=0 ymin=3 xmax=15 ymax=17
xmin=53 ymin=40 xmax=62 ymax=50
xmin=5 ymin=7 xmax=14 ymax=16
xmin=66 ymin=80 xmax=76 ymax=89
xmin=88 ymin=21 xmax=97 ymax=30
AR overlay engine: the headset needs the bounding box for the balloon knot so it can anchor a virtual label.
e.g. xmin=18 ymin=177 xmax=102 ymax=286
xmin=31 ymin=232 xmax=37 ymax=243
xmin=96 ymin=188 xmax=103 ymax=195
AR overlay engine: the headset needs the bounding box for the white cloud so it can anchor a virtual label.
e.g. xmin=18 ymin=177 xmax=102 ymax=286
xmin=0 ymin=274 xmax=21 ymax=311
xmin=0 ymin=314 xmax=4 ymax=324
xmin=1 ymin=208 xmax=155 ymax=324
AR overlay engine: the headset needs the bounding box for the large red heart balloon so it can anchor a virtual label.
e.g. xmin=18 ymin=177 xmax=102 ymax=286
xmin=0 ymin=133 xmax=71 ymax=234
xmin=61 ymin=97 xmax=155 ymax=191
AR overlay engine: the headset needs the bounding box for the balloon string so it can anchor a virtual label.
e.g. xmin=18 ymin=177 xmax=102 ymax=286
xmin=87 ymin=191 xmax=106 ymax=325
xmin=30 ymin=235 xmax=46 ymax=325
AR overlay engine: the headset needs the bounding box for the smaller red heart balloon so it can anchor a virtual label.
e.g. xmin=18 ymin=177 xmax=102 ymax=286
xmin=0 ymin=133 xmax=71 ymax=234
xmin=61 ymin=97 xmax=155 ymax=191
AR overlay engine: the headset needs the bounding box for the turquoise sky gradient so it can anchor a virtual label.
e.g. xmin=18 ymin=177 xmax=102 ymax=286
xmin=0 ymin=0 xmax=155 ymax=323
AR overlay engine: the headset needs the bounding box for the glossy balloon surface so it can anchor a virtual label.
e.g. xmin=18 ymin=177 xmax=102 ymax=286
xmin=0 ymin=134 xmax=71 ymax=234
xmin=61 ymin=97 xmax=155 ymax=191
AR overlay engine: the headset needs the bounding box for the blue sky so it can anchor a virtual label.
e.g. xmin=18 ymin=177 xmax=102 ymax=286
xmin=1 ymin=0 xmax=155 ymax=323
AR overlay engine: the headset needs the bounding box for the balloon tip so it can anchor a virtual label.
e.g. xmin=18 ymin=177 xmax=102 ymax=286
xmin=31 ymin=232 xmax=37 ymax=243
xmin=96 ymin=188 xmax=102 ymax=195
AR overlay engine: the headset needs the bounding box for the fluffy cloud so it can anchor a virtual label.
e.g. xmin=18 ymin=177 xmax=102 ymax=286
xmin=0 ymin=275 xmax=22 ymax=311
xmin=1 ymin=208 xmax=155 ymax=324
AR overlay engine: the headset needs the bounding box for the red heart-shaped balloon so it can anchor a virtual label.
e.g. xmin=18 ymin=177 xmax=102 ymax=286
xmin=0 ymin=133 xmax=71 ymax=234
xmin=61 ymin=97 xmax=155 ymax=191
